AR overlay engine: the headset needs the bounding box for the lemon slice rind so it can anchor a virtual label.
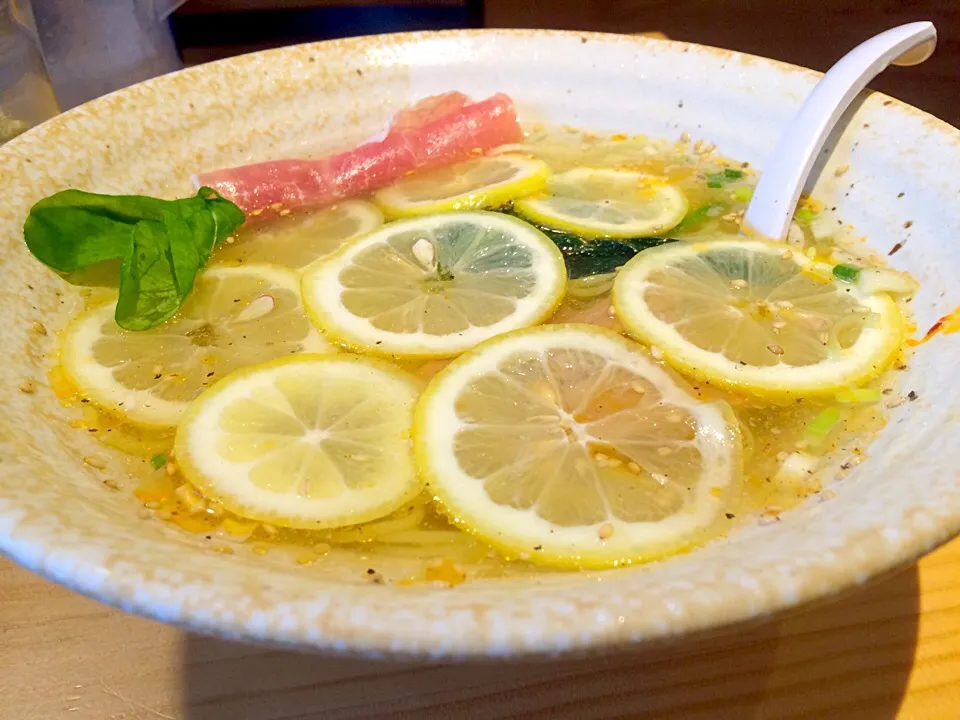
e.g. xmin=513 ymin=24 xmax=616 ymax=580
xmin=612 ymin=239 xmax=904 ymax=397
xmin=414 ymin=324 xmax=740 ymax=568
xmin=375 ymin=155 xmax=550 ymax=218
xmin=514 ymin=167 xmax=688 ymax=238
xmin=175 ymin=354 xmax=423 ymax=529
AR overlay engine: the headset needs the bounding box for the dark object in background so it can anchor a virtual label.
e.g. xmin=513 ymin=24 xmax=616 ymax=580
xmin=172 ymin=0 xmax=483 ymax=65
xmin=484 ymin=0 xmax=960 ymax=128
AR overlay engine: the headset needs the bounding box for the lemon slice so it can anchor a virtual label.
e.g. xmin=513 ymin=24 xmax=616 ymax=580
xmin=514 ymin=167 xmax=688 ymax=238
xmin=414 ymin=324 xmax=740 ymax=568
xmin=175 ymin=354 xmax=421 ymax=529
xmin=211 ymin=200 xmax=382 ymax=270
xmin=612 ymin=239 xmax=904 ymax=396
xmin=301 ymin=211 xmax=567 ymax=359
xmin=61 ymin=264 xmax=332 ymax=428
xmin=375 ymin=155 xmax=549 ymax=218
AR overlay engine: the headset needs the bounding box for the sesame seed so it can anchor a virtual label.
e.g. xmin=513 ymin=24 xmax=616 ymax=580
xmin=598 ymin=523 xmax=615 ymax=540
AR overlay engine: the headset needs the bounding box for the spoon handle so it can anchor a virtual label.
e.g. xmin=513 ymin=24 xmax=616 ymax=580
xmin=743 ymin=22 xmax=937 ymax=241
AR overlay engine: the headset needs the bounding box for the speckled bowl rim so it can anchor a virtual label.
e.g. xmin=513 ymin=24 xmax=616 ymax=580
xmin=2 ymin=29 xmax=959 ymax=659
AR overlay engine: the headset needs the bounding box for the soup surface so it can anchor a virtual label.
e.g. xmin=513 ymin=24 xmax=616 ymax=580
xmin=33 ymin=93 xmax=916 ymax=586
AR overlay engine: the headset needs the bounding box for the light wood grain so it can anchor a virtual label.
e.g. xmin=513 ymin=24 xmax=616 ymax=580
xmin=4 ymin=535 xmax=960 ymax=719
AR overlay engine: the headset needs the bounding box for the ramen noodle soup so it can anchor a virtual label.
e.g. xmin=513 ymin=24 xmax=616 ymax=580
xmin=25 ymin=92 xmax=917 ymax=586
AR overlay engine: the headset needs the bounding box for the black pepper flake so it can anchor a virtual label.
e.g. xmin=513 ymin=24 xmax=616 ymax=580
xmin=206 ymin=371 xmax=215 ymax=377
xmin=888 ymin=241 xmax=905 ymax=256
xmin=533 ymin=545 xmax=543 ymax=551
xmin=205 ymin=535 xmax=212 ymax=540
xmin=677 ymin=100 xmax=684 ymax=108
xmin=356 ymin=69 xmax=363 ymax=77
xmin=154 ymin=373 xmax=162 ymax=379
xmin=81 ymin=398 xmax=90 ymax=403
xmin=841 ymin=462 xmax=852 ymax=470
xmin=366 ymin=568 xmax=376 ymax=575
xmin=725 ymin=513 xmax=735 ymax=519
xmin=375 ymin=341 xmax=383 ymax=345
xmin=904 ymin=220 xmax=913 ymax=229
xmin=897 ymin=192 xmax=905 ymax=198
xmin=907 ymin=390 xmax=918 ymax=401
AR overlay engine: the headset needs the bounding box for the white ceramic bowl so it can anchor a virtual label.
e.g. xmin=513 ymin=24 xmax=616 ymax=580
xmin=1 ymin=30 xmax=959 ymax=658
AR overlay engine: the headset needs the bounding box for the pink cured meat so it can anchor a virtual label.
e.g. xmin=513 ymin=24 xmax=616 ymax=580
xmin=195 ymin=92 xmax=522 ymax=214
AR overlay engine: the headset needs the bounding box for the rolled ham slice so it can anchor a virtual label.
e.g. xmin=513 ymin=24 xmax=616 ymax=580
xmin=194 ymin=92 xmax=522 ymax=214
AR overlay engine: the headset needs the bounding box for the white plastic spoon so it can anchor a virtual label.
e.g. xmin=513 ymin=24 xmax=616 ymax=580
xmin=743 ymin=22 xmax=937 ymax=241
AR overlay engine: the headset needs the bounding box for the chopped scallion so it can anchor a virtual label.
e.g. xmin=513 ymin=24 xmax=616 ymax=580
xmin=794 ymin=207 xmax=817 ymax=224
xmin=832 ymin=263 xmax=861 ymax=283
xmin=723 ymin=168 xmax=743 ymax=179
xmin=732 ymin=186 xmax=753 ymax=203
xmin=150 ymin=453 xmax=168 ymax=470
xmin=805 ymin=407 xmax=844 ymax=437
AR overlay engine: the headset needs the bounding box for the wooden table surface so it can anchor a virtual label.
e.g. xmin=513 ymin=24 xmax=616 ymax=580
xmin=2 ymin=537 xmax=960 ymax=720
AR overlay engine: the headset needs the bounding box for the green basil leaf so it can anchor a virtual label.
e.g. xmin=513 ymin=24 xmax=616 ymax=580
xmin=197 ymin=186 xmax=246 ymax=244
xmin=24 ymin=188 xmax=245 ymax=331
xmin=23 ymin=190 xmax=168 ymax=272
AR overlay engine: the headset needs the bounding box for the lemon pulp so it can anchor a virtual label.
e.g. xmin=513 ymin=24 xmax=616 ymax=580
xmin=414 ymin=324 xmax=740 ymax=568
xmin=61 ymin=264 xmax=331 ymax=427
xmin=301 ymin=211 xmax=567 ymax=358
xmin=613 ymin=239 xmax=903 ymax=396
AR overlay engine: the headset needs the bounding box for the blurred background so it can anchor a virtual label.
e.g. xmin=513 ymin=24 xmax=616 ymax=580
xmin=2 ymin=0 xmax=958 ymax=143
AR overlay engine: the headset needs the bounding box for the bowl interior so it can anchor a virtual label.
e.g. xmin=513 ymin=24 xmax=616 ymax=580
xmin=1 ymin=30 xmax=959 ymax=657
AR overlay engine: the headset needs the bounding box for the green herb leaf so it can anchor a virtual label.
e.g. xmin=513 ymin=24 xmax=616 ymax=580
xmin=723 ymin=168 xmax=743 ymax=179
xmin=150 ymin=453 xmax=168 ymax=470
xmin=732 ymin=186 xmax=754 ymax=203
xmin=24 ymin=187 xmax=245 ymax=331
xmin=832 ymin=263 xmax=861 ymax=283
xmin=24 ymin=190 xmax=167 ymax=272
